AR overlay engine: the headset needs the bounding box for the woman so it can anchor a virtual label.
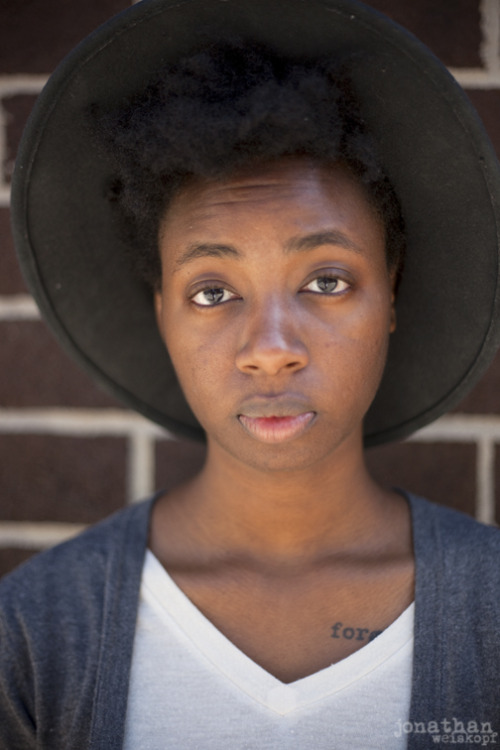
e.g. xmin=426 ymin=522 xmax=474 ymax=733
xmin=1 ymin=1 xmax=500 ymax=748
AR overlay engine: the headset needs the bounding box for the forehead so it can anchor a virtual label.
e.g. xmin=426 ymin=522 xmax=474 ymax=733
xmin=158 ymin=157 xmax=384 ymax=261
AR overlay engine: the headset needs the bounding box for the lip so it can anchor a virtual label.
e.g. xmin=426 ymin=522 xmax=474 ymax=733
xmin=237 ymin=394 xmax=314 ymax=418
xmin=238 ymin=411 xmax=315 ymax=443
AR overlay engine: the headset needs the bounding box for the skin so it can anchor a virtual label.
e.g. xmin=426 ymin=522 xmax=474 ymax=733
xmin=151 ymin=157 xmax=414 ymax=683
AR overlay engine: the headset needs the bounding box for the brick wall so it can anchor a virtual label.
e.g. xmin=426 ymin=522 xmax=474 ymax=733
xmin=0 ymin=0 xmax=499 ymax=577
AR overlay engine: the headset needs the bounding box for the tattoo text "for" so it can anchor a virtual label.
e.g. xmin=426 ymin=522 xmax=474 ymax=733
xmin=330 ymin=621 xmax=383 ymax=642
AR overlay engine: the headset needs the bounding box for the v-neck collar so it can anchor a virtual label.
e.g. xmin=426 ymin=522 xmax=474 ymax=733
xmin=143 ymin=548 xmax=414 ymax=715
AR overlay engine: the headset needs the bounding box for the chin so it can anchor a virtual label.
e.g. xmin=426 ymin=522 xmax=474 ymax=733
xmin=211 ymin=425 xmax=357 ymax=475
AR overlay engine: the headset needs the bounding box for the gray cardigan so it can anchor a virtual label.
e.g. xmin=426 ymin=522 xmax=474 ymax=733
xmin=1 ymin=493 xmax=499 ymax=749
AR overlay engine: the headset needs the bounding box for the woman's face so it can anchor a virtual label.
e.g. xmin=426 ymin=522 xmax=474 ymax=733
xmin=155 ymin=157 xmax=396 ymax=473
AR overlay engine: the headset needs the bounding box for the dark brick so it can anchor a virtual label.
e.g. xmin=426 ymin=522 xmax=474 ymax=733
xmin=0 ymin=207 xmax=27 ymax=294
xmin=0 ymin=434 xmax=127 ymax=523
xmin=0 ymin=320 xmax=121 ymax=407
xmin=3 ymin=95 xmax=38 ymax=184
xmin=366 ymin=441 xmax=477 ymax=516
xmin=1 ymin=1 xmax=482 ymax=73
xmin=0 ymin=0 xmax=131 ymax=74
xmin=156 ymin=438 xmax=207 ymax=492
xmin=0 ymin=547 xmax=41 ymax=579
xmin=364 ymin=0 xmax=481 ymax=68
xmin=465 ymin=90 xmax=500 ymax=161
xmin=454 ymin=349 xmax=500 ymax=414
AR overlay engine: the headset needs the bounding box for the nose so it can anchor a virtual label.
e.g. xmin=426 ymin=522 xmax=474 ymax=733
xmin=235 ymin=297 xmax=309 ymax=376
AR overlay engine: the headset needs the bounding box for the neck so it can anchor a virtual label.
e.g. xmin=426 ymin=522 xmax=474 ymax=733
xmin=152 ymin=431 xmax=404 ymax=567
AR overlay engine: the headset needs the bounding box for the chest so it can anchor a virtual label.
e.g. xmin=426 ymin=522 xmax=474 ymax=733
xmin=166 ymin=557 xmax=414 ymax=683
xmin=123 ymin=555 xmax=415 ymax=750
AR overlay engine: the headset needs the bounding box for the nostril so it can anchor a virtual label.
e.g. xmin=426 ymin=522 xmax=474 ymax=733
xmin=235 ymin=330 xmax=309 ymax=375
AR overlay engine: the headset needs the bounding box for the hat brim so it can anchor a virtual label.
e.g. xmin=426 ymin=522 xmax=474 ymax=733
xmin=11 ymin=0 xmax=500 ymax=446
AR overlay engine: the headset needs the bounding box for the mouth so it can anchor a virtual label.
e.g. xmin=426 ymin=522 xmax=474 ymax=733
xmin=238 ymin=411 xmax=315 ymax=443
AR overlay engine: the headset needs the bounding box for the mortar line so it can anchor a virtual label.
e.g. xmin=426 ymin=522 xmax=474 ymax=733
xmin=0 ymin=408 xmax=168 ymax=436
xmin=410 ymin=415 xmax=500 ymax=442
xmin=0 ymin=521 xmax=86 ymax=549
xmin=0 ymin=75 xmax=48 ymax=96
xmin=128 ymin=431 xmax=156 ymax=504
xmin=0 ymin=295 xmax=40 ymax=320
xmin=476 ymin=437 xmax=496 ymax=524
xmin=480 ymin=0 xmax=500 ymax=72
xmin=449 ymin=68 xmax=500 ymax=87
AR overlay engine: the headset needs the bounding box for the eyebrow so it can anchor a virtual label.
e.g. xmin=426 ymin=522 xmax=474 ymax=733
xmin=174 ymin=243 xmax=240 ymax=270
xmin=284 ymin=230 xmax=362 ymax=255
xmin=173 ymin=230 xmax=361 ymax=270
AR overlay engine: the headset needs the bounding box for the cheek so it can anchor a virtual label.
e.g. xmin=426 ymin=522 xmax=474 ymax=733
xmin=354 ymin=307 xmax=393 ymax=400
xmin=163 ymin=319 xmax=234 ymax=413
xmin=321 ymin=292 xmax=393 ymax=396
xmin=354 ymin=294 xmax=393 ymax=366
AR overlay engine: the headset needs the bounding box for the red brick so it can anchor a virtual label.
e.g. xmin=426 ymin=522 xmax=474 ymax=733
xmin=465 ymin=90 xmax=500 ymax=161
xmin=0 ymin=0 xmax=131 ymax=74
xmin=366 ymin=441 xmax=477 ymax=516
xmin=0 ymin=321 xmax=121 ymax=407
xmin=0 ymin=434 xmax=127 ymax=523
xmin=0 ymin=548 xmax=41 ymax=579
xmin=365 ymin=0 xmax=481 ymax=68
xmin=454 ymin=349 xmax=500 ymax=414
xmin=0 ymin=208 xmax=27 ymax=294
xmin=155 ymin=438 xmax=206 ymax=492
xmin=3 ymin=95 xmax=38 ymax=184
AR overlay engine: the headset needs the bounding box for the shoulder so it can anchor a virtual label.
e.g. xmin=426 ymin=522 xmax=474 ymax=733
xmin=0 ymin=497 xmax=153 ymax=627
xmin=408 ymin=496 xmax=500 ymax=721
xmin=408 ymin=492 xmax=500 ymax=596
xmin=0 ymin=499 xmax=154 ymax=749
xmin=408 ymin=492 xmax=500 ymax=549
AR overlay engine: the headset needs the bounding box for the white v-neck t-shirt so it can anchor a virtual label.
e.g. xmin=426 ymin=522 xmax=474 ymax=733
xmin=123 ymin=550 xmax=414 ymax=749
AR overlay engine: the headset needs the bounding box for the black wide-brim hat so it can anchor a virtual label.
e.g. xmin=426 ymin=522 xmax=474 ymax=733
xmin=11 ymin=0 xmax=500 ymax=446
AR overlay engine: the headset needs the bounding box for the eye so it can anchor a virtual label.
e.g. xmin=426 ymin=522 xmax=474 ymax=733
xmin=191 ymin=286 xmax=237 ymax=307
xmin=302 ymin=275 xmax=350 ymax=295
